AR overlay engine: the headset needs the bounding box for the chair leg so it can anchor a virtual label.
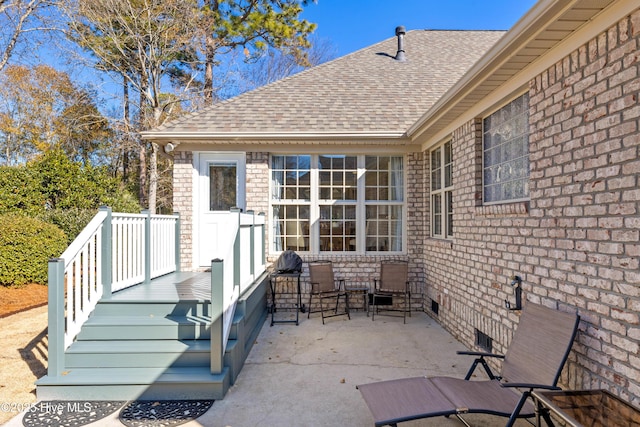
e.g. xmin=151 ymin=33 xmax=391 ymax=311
xmin=307 ymin=292 xmax=313 ymax=319
xmin=454 ymin=414 xmax=472 ymax=427
xmin=371 ymin=294 xmax=375 ymax=321
xmin=345 ymin=292 xmax=350 ymax=319
xmin=506 ymin=391 xmax=531 ymax=427
xmin=403 ymin=292 xmax=407 ymax=324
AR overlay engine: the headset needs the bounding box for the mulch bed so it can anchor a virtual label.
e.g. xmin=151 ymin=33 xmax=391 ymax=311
xmin=0 ymin=283 xmax=49 ymax=318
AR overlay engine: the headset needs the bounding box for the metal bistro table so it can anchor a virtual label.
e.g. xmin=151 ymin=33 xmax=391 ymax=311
xmin=533 ymin=389 xmax=640 ymax=427
xmin=344 ymin=283 xmax=369 ymax=316
xmin=269 ymin=271 xmax=303 ymax=326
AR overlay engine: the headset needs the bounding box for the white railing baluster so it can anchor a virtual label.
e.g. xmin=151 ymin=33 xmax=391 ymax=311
xmin=48 ymin=206 xmax=264 ymax=378
xmin=82 ymin=244 xmax=89 ymax=319
xmin=66 ymin=260 xmax=75 ymax=347
xmin=48 ymin=209 xmax=180 ymax=364
xmin=89 ymin=234 xmax=96 ymax=301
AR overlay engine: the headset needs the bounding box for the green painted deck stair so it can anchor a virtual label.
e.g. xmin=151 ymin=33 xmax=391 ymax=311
xmin=36 ymin=272 xmax=268 ymax=401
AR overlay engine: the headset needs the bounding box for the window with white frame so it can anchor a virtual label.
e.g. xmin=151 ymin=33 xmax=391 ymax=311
xmin=271 ymin=155 xmax=311 ymax=251
xmin=431 ymin=141 xmax=453 ymax=238
xmin=271 ymin=154 xmax=404 ymax=253
xmin=365 ymin=156 xmax=404 ymax=251
xmin=483 ymin=93 xmax=530 ymax=204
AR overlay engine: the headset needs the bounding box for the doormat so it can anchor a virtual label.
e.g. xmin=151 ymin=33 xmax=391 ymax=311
xmin=119 ymin=400 xmax=214 ymax=427
xmin=22 ymin=401 xmax=125 ymax=427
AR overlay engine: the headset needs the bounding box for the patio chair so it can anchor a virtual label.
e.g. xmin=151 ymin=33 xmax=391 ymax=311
xmin=307 ymin=260 xmax=350 ymax=324
xmin=370 ymin=260 xmax=410 ymax=323
xmin=357 ymin=303 xmax=580 ymax=427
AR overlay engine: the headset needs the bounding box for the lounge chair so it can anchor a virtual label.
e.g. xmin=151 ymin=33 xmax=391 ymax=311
xmin=357 ymin=303 xmax=580 ymax=426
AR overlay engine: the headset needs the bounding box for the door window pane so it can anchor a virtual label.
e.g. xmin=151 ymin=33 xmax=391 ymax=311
xmin=209 ymin=164 xmax=236 ymax=211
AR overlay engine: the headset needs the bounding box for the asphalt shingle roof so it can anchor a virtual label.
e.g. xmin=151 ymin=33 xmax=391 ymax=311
xmin=151 ymin=30 xmax=506 ymax=137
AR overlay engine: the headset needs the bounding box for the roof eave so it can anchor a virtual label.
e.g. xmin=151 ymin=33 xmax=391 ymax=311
xmin=141 ymin=131 xmax=410 ymax=143
xmin=407 ymin=0 xmax=619 ymax=144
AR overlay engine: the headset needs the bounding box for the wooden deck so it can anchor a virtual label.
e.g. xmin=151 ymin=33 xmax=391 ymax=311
xmin=110 ymin=271 xmax=212 ymax=302
xmin=37 ymin=269 xmax=270 ymax=401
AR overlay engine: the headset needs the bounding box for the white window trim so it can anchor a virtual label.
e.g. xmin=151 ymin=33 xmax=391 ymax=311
xmin=482 ymin=93 xmax=530 ymax=205
xmin=431 ymin=141 xmax=453 ymax=239
xmin=269 ymin=154 xmax=407 ymax=255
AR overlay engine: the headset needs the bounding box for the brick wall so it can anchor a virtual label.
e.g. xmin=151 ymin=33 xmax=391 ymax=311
xmin=269 ymin=255 xmax=423 ymax=315
xmin=173 ymin=151 xmax=193 ymax=271
xmin=173 ymin=152 xmax=269 ymax=271
xmin=262 ymin=151 xmax=427 ymax=313
xmin=246 ymin=152 xmax=270 ymax=215
xmin=425 ymin=9 xmax=640 ymax=406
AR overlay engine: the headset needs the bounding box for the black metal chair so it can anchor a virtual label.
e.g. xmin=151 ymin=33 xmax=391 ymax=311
xmin=307 ymin=260 xmax=350 ymax=324
xmin=371 ymin=260 xmax=410 ymax=323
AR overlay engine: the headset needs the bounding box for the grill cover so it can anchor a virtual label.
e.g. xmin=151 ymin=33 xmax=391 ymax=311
xmin=275 ymin=250 xmax=302 ymax=274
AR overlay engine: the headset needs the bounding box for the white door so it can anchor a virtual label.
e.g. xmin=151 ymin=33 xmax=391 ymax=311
xmin=196 ymin=153 xmax=246 ymax=268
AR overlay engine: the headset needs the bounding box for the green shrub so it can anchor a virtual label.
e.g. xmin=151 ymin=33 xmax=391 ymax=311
xmin=0 ymin=214 xmax=67 ymax=286
xmin=103 ymin=190 xmax=142 ymax=213
xmin=0 ymin=165 xmax=44 ymax=216
xmin=38 ymin=208 xmax=97 ymax=245
xmin=31 ymin=149 xmax=141 ymax=212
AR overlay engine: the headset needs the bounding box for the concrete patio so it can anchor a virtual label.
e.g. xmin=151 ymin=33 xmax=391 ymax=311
xmin=5 ymin=310 xmax=534 ymax=426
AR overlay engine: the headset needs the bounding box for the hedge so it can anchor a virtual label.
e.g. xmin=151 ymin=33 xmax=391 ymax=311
xmin=38 ymin=208 xmax=97 ymax=245
xmin=0 ymin=214 xmax=67 ymax=286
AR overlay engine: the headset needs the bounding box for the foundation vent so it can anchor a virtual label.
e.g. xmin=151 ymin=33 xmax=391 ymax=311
xmin=475 ymin=329 xmax=493 ymax=353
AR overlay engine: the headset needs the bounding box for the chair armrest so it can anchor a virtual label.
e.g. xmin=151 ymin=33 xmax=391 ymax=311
xmin=500 ymin=382 xmax=562 ymax=391
xmin=457 ymin=351 xmax=505 ymax=359
xmin=459 ymin=351 xmax=504 ymax=380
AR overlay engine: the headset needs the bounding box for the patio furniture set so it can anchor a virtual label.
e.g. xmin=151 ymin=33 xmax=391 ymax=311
xmin=269 ymin=258 xmax=410 ymax=326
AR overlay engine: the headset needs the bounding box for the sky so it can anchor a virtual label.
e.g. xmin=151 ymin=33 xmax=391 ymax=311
xmin=21 ymin=0 xmax=541 ymax=115
xmin=300 ymin=0 xmax=539 ymax=57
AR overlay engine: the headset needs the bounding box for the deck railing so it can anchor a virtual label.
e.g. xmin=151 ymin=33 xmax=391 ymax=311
xmin=46 ymin=206 xmax=265 ymax=378
xmin=210 ymin=209 xmax=266 ymax=374
xmin=110 ymin=210 xmax=179 ymax=291
xmin=47 ymin=207 xmax=180 ymax=376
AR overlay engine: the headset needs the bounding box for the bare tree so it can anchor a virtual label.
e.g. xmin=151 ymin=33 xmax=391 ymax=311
xmin=0 ymin=0 xmax=63 ymax=72
xmin=242 ymin=35 xmax=336 ymax=91
xmin=67 ymin=0 xmax=199 ymax=213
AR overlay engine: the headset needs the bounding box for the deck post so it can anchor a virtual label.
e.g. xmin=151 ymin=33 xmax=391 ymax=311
xmin=231 ymin=208 xmax=241 ymax=286
xmin=142 ymin=209 xmax=151 ymax=284
xmin=210 ymin=258 xmax=224 ymax=374
xmin=174 ymin=212 xmax=181 ymax=273
xmin=47 ymin=258 xmax=65 ymax=376
xmin=259 ymin=212 xmax=266 ymax=267
xmin=247 ymin=210 xmax=255 ymax=276
xmin=100 ymin=206 xmax=113 ymax=299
